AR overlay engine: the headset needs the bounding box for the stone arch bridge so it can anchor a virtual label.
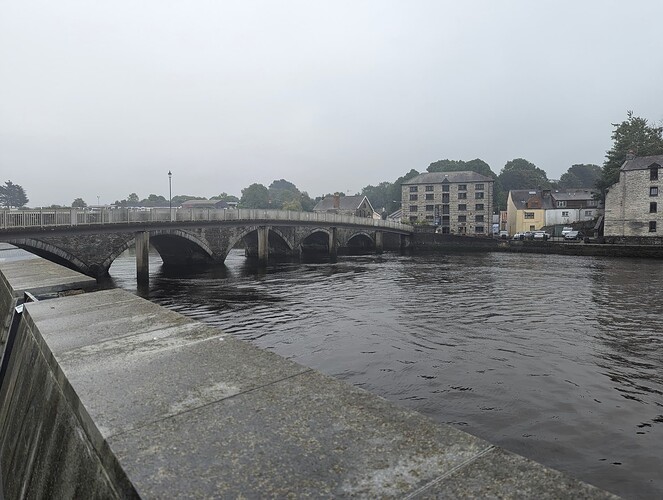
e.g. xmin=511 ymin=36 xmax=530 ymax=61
xmin=0 ymin=208 xmax=413 ymax=281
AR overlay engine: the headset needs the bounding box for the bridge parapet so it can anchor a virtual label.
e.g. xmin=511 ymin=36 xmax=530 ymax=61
xmin=1 ymin=208 xmax=412 ymax=233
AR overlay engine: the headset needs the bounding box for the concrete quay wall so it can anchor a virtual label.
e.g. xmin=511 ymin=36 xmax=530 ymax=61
xmin=0 ymin=255 xmax=617 ymax=498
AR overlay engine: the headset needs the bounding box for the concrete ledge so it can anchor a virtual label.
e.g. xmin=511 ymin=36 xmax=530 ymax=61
xmin=0 ymin=250 xmax=96 ymax=348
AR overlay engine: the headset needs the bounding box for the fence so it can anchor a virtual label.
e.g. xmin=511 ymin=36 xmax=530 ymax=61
xmin=0 ymin=208 xmax=412 ymax=233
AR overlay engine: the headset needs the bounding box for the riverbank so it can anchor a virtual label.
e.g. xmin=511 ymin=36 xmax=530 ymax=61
xmin=411 ymin=232 xmax=663 ymax=258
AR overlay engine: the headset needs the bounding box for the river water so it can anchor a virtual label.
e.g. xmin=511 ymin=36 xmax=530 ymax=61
xmin=107 ymin=249 xmax=662 ymax=499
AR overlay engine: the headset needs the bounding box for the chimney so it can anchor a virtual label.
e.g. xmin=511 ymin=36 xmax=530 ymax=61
xmin=333 ymin=193 xmax=340 ymax=209
xmin=625 ymin=150 xmax=636 ymax=161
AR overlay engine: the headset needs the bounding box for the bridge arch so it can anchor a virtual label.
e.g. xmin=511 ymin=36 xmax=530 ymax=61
xmin=345 ymin=231 xmax=376 ymax=253
xmin=148 ymin=229 xmax=216 ymax=267
xmin=8 ymin=238 xmax=98 ymax=277
xmin=297 ymin=228 xmax=332 ymax=254
xmin=225 ymin=226 xmax=295 ymax=260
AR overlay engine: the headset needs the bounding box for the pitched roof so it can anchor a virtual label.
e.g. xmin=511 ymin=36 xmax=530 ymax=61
xmin=402 ymin=171 xmax=494 ymax=185
xmin=313 ymin=195 xmax=374 ymax=212
xmin=508 ymin=190 xmax=554 ymax=210
xmin=550 ymin=189 xmax=596 ymax=201
xmin=621 ymin=155 xmax=663 ymax=171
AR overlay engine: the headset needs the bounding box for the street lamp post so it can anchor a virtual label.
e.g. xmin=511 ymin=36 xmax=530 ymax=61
xmin=168 ymin=170 xmax=172 ymax=221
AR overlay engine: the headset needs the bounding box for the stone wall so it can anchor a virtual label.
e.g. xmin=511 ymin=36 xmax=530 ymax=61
xmin=605 ymin=168 xmax=663 ymax=237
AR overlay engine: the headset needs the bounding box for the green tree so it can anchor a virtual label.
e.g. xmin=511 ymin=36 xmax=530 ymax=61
xmin=427 ymin=158 xmax=496 ymax=179
xmin=361 ymin=181 xmax=393 ymax=215
xmin=558 ymin=164 xmax=602 ymax=189
xmin=127 ymin=193 xmax=140 ymax=206
xmin=0 ymin=180 xmax=29 ymax=208
xmin=240 ymin=183 xmax=270 ymax=208
xmin=498 ymin=158 xmax=550 ymax=192
xmin=599 ymin=111 xmax=663 ymax=191
xmin=71 ymin=198 xmax=87 ymax=208
xmin=210 ymin=192 xmax=240 ymax=202
xmin=140 ymin=194 xmax=168 ymax=207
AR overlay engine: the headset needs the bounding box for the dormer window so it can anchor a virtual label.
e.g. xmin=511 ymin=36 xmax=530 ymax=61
xmin=557 ymin=201 xmax=566 ymax=208
xmin=651 ymin=166 xmax=659 ymax=181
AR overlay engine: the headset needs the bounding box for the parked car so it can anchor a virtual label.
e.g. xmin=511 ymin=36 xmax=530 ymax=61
xmin=512 ymin=232 xmax=524 ymax=240
xmin=523 ymin=231 xmax=534 ymax=240
xmin=561 ymin=226 xmax=574 ymax=236
xmin=499 ymin=230 xmax=509 ymax=239
xmin=564 ymin=231 xmax=584 ymax=241
xmin=533 ymin=231 xmax=549 ymax=240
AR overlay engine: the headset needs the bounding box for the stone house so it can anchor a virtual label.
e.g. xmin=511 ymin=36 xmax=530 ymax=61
xmin=313 ymin=194 xmax=376 ymax=218
xmin=604 ymin=154 xmax=663 ymax=237
xmin=401 ymin=171 xmax=494 ymax=235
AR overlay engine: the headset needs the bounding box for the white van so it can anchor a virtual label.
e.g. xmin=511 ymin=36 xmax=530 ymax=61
xmin=561 ymin=227 xmax=574 ymax=236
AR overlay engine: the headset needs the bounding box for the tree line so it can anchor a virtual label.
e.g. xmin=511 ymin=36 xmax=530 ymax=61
xmin=4 ymin=111 xmax=663 ymax=212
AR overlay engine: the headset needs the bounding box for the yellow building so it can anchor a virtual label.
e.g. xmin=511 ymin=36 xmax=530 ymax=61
xmin=506 ymin=190 xmax=550 ymax=235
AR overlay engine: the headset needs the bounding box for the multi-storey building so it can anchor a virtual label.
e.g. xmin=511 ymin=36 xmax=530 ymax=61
xmin=604 ymin=154 xmax=663 ymax=237
xmin=401 ymin=171 xmax=494 ymax=235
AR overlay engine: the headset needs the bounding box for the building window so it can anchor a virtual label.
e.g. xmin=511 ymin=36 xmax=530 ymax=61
xmin=458 ymin=204 xmax=467 ymax=211
xmin=458 ymin=192 xmax=467 ymax=199
xmin=475 ymin=203 xmax=484 ymax=211
xmin=475 ymin=226 xmax=484 ymax=233
xmin=475 ymin=215 xmax=484 ymax=222
xmin=442 ymin=185 xmax=450 ymax=192
xmin=650 ymin=186 xmax=658 ymax=197
xmin=409 ymin=205 xmax=418 ymax=212
xmin=425 ymin=205 xmax=434 ymax=212
xmin=458 ymin=226 xmax=467 ymax=234
xmin=529 ymin=225 xmax=536 ymax=231
xmin=425 ymin=185 xmax=434 ymax=191
xmin=475 ymin=184 xmax=484 ymax=190
xmin=585 ymin=210 xmax=593 ymax=216
xmin=524 ymin=212 xmax=535 ymax=219
xmin=651 ymin=167 xmax=659 ymax=181
xmin=458 ymin=215 xmax=467 ymax=222
xmin=587 ymin=200 xmax=598 ymax=207
xmin=425 ymin=215 xmax=434 ymax=220
xmin=649 ymin=221 xmax=657 ymax=232
xmin=409 ymin=215 xmax=418 ymax=222
xmin=442 ymin=216 xmax=450 ymax=225
xmin=441 ymin=226 xmax=450 ymax=234
xmin=409 ymin=194 xmax=418 ymax=201
xmin=458 ymin=184 xmax=467 ymax=191
xmin=442 ymin=193 xmax=449 ymax=203
xmin=442 ymin=205 xmax=450 ymax=214
xmin=557 ymin=201 xmax=566 ymax=208
xmin=651 ymin=202 xmax=658 ymax=213
xmin=562 ymin=211 xmax=569 ymax=217
xmin=409 ymin=186 xmax=418 ymax=192
xmin=425 ymin=193 xmax=434 ymax=200
xmin=475 ymin=192 xmax=484 ymax=199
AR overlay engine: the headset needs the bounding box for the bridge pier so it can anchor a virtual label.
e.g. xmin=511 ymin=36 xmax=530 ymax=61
xmin=375 ymin=231 xmax=383 ymax=254
xmin=257 ymin=226 xmax=269 ymax=265
xmin=135 ymin=231 xmax=150 ymax=284
xmin=329 ymin=227 xmax=337 ymax=261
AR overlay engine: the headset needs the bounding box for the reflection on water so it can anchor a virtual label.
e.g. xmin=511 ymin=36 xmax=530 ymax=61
xmin=107 ymin=249 xmax=662 ymax=499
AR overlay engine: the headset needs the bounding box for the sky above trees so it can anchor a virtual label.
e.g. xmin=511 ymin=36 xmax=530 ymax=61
xmin=1 ymin=1 xmax=663 ymax=207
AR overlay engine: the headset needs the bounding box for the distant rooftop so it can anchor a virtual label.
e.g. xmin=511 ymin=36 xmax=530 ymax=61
xmin=621 ymin=155 xmax=663 ymax=171
xmin=402 ymin=171 xmax=494 ymax=185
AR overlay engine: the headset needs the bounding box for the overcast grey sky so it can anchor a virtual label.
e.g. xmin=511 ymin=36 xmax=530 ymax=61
xmin=1 ymin=1 xmax=662 ymax=207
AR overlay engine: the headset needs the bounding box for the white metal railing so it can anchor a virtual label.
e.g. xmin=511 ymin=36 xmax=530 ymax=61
xmin=0 ymin=208 xmax=413 ymax=233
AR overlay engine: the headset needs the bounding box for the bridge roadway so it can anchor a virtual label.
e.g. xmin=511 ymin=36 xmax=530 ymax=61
xmin=0 ymin=208 xmax=413 ymax=281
